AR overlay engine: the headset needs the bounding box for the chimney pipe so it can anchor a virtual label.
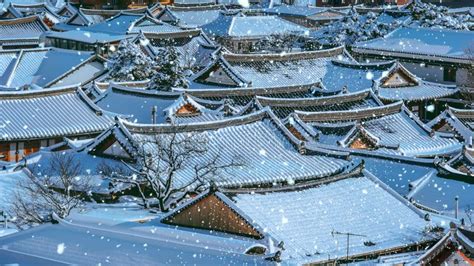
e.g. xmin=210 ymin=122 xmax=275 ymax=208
xmin=151 ymin=106 xmax=157 ymax=124
xmin=455 ymin=196 xmax=459 ymax=219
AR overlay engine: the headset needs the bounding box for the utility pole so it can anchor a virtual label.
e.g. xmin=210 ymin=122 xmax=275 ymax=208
xmin=331 ymin=230 xmax=367 ymax=262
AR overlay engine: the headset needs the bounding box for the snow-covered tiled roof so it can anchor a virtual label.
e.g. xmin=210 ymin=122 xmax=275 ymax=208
xmin=438 ymin=146 xmax=474 ymax=178
xmin=47 ymin=13 xmax=183 ymax=44
xmin=94 ymin=85 xmax=182 ymax=124
xmin=373 ymin=62 xmax=459 ymax=102
xmin=227 ymin=170 xmax=430 ymax=264
xmin=361 ymin=111 xmax=460 ymax=157
xmin=202 ymin=12 xmax=309 ymax=39
xmin=0 ymin=86 xmax=113 ymax=141
xmin=0 ymin=15 xmax=48 ymax=45
xmin=298 ymin=104 xmax=462 ymax=157
xmin=94 ymin=84 xmax=228 ymax=124
xmin=352 ymin=27 xmax=474 ymax=64
xmin=9 ymin=2 xmax=64 ymax=23
xmin=0 ymin=48 xmax=100 ymax=89
xmin=262 ymin=5 xmax=345 ymax=21
xmin=156 ymin=6 xmax=222 ymax=28
xmin=191 ymin=50 xmax=393 ymax=93
xmin=428 ymin=107 xmax=474 ymax=142
xmin=0 ymin=218 xmax=268 ymax=265
xmin=377 ymin=81 xmax=458 ymax=102
xmin=122 ymin=109 xmax=351 ymax=188
xmin=255 ymin=89 xmax=383 ymax=118
xmin=173 ymin=0 xmax=217 ymax=7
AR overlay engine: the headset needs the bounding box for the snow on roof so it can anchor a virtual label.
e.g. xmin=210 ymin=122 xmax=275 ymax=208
xmin=377 ymin=81 xmax=458 ymax=102
xmin=157 ymin=6 xmax=222 ymax=28
xmin=122 ymin=109 xmax=351 ymax=188
xmin=0 ymin=15 xmax=48 ymax=43
xmin=174 ymin=0 xmax=217 ymax=6
xmin=215 ymin=170 xmax=430 ymax=264
xmin=361 ymin=111 xmax=460 ymax=157
xmin=9 ymin=2 xmax=64 ymax=22
xmin=353 ymin=27 xmax=474 ymax=64
xmin=23 ymin=147 xmax=131 ymax=194
xmin=428 ymin=107 xmax=474 ymax=142
xmin=374 ymin=62 xmax=459 ymax=102
xmin=48 ymin=13 xmax=183 ymax=44
xmin=262 ymin=5 xmax=342 ymax=18
xmin=0 ymin=86 xmax=113 ymax=141
xmin=0 ymin=169 xmax=29 ymax=212
xmin=46 ymin=30 xmax=130 ymax=44
xmin=299 ymin=104 xmax=461 ymax=157
xmin=202 ymin=12 xmax=308 ymax=39
xmin=204 ymin=49 xmax=389 ymax=92
xmin=255 ymin=89 xmax=383 ymax=119
xmin=94 ymin=85 xmax=181 ymax=124
xmin=0 ymin=48 xmax=97 ymax=89
xmin=0 ymin=218 xmax=269 ymax=265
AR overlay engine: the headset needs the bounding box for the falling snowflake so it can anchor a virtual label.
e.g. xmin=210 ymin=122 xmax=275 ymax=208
xmin=57 ymin=243 xmax=65 ymax=254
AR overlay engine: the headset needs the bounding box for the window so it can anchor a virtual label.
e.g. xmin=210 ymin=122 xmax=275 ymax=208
xmin=443 ymin=66 xmax=456 ymax=82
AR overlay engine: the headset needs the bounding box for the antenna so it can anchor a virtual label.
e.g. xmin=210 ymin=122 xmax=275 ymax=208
xmin=331 ymin=229 xmax=367 ymax=262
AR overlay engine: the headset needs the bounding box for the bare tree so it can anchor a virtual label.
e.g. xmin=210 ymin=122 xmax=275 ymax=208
xmin=96 ymin=161 xmax=149 ymax=208
xmin=465 ymin=205 xmax=474 ymax=226
xmin=122 ymin=131 xmax=243 ymax=212
xmin=11 ymin=152 xmax=92 ymax=228
xmin=254 ymin=34 xmax=300 ymax=53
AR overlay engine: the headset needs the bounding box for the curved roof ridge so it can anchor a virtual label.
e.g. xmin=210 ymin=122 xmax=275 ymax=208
xmin=143 ymin=28 xmax=201 ymax=38
xmin=0 ymin=14 xmax=44 ymax=25
xmin=448 ymin=106 xmax=474 ymax=116
xmin=255 ymin=89 xmax=371 ymax=107
xmin=177 ymin=82 xmax=318 ymax=97
xmin=79 ymin=7 xmax=148 ymax=15
xmin=421 ymin=79 xmax=457 ymax=88
xmin=0 ymin=84 xmax=78 ymax=99
xmin=122 ymin=108 xmax=272 ymax=134
xmin=108 ymin=83 xmax=181 ymax=97
xmin=223 ymin=46 xmax=345 ymax=63
xmin=331 ymin=59 xmax=395 ymax=70
xmin=295 ymin=101 xmax=404 ymax=122
xmin=166 ymin=4 xmax=224 ymax=11
xmin=220 ymin=162 xmax=364 ymax=194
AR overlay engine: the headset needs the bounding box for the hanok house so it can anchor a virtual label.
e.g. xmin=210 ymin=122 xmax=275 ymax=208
xmin=187 ymin=47 xmax=394 ymax=95
xmin=52 ymin=7 xmax=148 ymax=31
xmin=372 ymin=62 xmax=459 ymax=121
xmin=201 ymin=11 xmax=309 ymax=53
xmin=84 ymin=108 xmax=352 ymax=187
xmin=292 ymin=102 xmax=462 ymax=157
xmin=437 ymin=144 xmax=474 ymax=178
xmin=351 ymin=27 xmax=474 ymax=87
xmin=55 ymin=3 xmax=77 ymax=19
xmin=162 ymin=167 xmax=437 ymax=264
xmin=0 ymin=86 xmax=113 ymax=162
xmin=0 ymin=215 xmax=267 ymax=265
xmin=155 ymin=5 xmax=224 ymax=29
xmin=45 ymin=12 xmax=184 ymax=56
xmin=93 ymin=84 xmax=232 ymax=124
xmin=261 ymin=5 xmax=345 ymax=28
xmin=5 ymin=3 xmax=66 ymax=26
xmin=428 ymin=107 xmax=474 ymax=143
xmin=0 ymin=47 xmax=106 ymax=90
xmin=253 ymin=89 xmax=384 ymax=120
xmin=135 ymin=29 xmax=220 ymax=72
xmin=0 ymin=15 xmax=49 ymax=49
